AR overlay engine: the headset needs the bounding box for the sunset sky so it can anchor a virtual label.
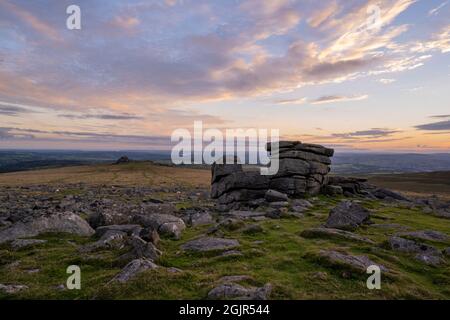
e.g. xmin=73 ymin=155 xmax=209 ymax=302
xmin=0 ymin=0 xmax=449 ymax=152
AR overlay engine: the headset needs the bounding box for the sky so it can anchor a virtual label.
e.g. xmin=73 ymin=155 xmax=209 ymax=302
xmin=0 ymin=0 xmax=449 ymax=152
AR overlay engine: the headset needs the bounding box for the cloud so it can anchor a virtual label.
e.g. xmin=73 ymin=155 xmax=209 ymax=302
xmin=378 ymin=78 xmax=396 ymax=84
xmin=311 ymin=94 xmax=368 ymax=105
xmin=0 ymin=104 xmax=35 ymax=116
xmin=430 ymin=114 xmax=450 ymax=119
xmin=415 ymin=120 xmax=450 ymax=131
xmin=275 ymin=97 xmax=307 ymax=105
xmin=0 ymin=126 xmax=171 ymax=146
xmin=58 ymin=113 xmax=143 ymax=120
xmin=428 ymin=1 xmax=448 ymax=16
xmin=0 ymin=0 xmax=62 ymax=42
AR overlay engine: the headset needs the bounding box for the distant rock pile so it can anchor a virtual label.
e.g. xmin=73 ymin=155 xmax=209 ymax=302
xmin=115 ymin=156 xmax=131 ymax=164
xmin=210 ymin=141 xmax=334 ymax=210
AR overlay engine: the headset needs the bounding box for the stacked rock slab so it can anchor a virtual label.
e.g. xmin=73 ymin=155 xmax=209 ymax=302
xmin=211 ymin=160 xmax=270 ymax=211
xmin=267 ymin=141 xmax=334 ymax=197
xmin=210 ymin=142 xmax=334 ymax=210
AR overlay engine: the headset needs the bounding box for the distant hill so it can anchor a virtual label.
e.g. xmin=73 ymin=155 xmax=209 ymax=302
xmin=1 ymin=150 xmax=450 ymax=174
xmin=0 ymin=150 xmax=171 ymax=173
xmin=331 ymin=153 xmax=450 ymax=174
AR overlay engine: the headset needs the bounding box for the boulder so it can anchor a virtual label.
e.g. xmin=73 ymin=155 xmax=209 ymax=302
xmin=372 ymin=188 xmax=410 ymax=201
xmin=415 ymin=253 xmax=443 ymax=266
xmin=94 ymin=224 xmax=142 ymax=238
xmin=217 ymin=189 xmax=266 ymax=205
xmin=315 ymin=250 xmax=388 ymax=273
xmin=181 ymin=237 xmax=240 ymax=252
xmin=324 ymin=201 xmax=371 ymax=231
xmin=0 ymin=212 xmax=94 ymax=244
xmin=119 ymin=236 xmax=162 ymax=262
xmin=211 ymin=171 xmax=269 ymax=198
xmin=300 ymin=227 xmax=375 ymax=244
xmin=110 ymin=258 xmax=158 ymax=283
xmin=274 ymin=158 xmax=310 ymax=177
xmin=133 ymin=214 xmax=185 ymax=239
xmin=388 ymin=236 xmax=440 ymax=255
xmin=183 ymin=212 xmax=214 ymax=227
xmin=264 ymin=189 xmax=288 ymax=202
xmin=81 ymin=229 xmax=127 ymax=253
xmin=398 ymin=230 xmax=449 ymax=242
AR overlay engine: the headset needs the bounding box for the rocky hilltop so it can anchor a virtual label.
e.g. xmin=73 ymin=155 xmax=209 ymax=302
xmin=0 ymin=161 xmax=449 ymax=299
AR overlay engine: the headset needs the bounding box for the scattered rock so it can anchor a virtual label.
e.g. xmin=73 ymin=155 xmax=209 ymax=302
xmin=80 ymin=230 xmax=127 ymax=252
xmin=181 ymin=237 xmax=240 ymax=252
xmin=110 ymin=258 xmax=158 ymax=283
xmin=184 ymin=211 xmax=214 ymax=227
xmin=398 ymin=230 xmax=449 ymax=242
xmin=242 ymin=224 xmax=264 ymax=235
xmin=207 ymin=283 xmax=272 ymax=300
xmin=268 ymin=201 xmax=289 ymax=209
xmin=415 ymin=253 xmax=443 ymax=266
xmin=0 ymin=284 xmax=29 ymax=294
xmin=10 ymin=239 xmax=47 ymax=250
xmin=120 ymin=236 xmax=162 ymax=262
xmin=300 ymin=227 xmax=375 ymax=244
xmin=324 ymin=201 xmax=371 ymax=231
xmin=167 ymin=267 xmax=183 ymax=273
xmin=0 ymin=212 xmax=94 ymax=244
xmin=219 ymin=275 xmax=253 ymax=283
xmin=388 ymin=236 xmax=440 ymax=255
xmin=388 ymin=236 xmax=443 ymax=265
xmin=219 ymin=250 xmax=243 ymax=257
xmin=94 ymin=224 xmax=142 ymax=238
xmin=223 ymin=211 xmax=266 ymax=220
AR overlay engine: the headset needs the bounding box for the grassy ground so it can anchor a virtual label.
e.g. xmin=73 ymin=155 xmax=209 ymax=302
xmin=0 ymin=163 xmax=449 ymax=300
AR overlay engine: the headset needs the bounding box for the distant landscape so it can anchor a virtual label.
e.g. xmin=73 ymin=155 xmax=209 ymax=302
xmin=2 ymin=150 xmax=450 ymax=175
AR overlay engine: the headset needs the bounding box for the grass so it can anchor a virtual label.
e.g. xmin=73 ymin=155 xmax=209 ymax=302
xmin=0 ymin=163 xmax=449 ymax=299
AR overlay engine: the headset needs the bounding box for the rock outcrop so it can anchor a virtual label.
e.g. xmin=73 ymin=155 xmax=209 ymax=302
xmin=210 ymin=141 xmax=334 ymax=210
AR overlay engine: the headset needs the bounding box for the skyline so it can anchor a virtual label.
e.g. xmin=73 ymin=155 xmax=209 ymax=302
xmin=0 ymin=0 xmax=449 ymax=152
